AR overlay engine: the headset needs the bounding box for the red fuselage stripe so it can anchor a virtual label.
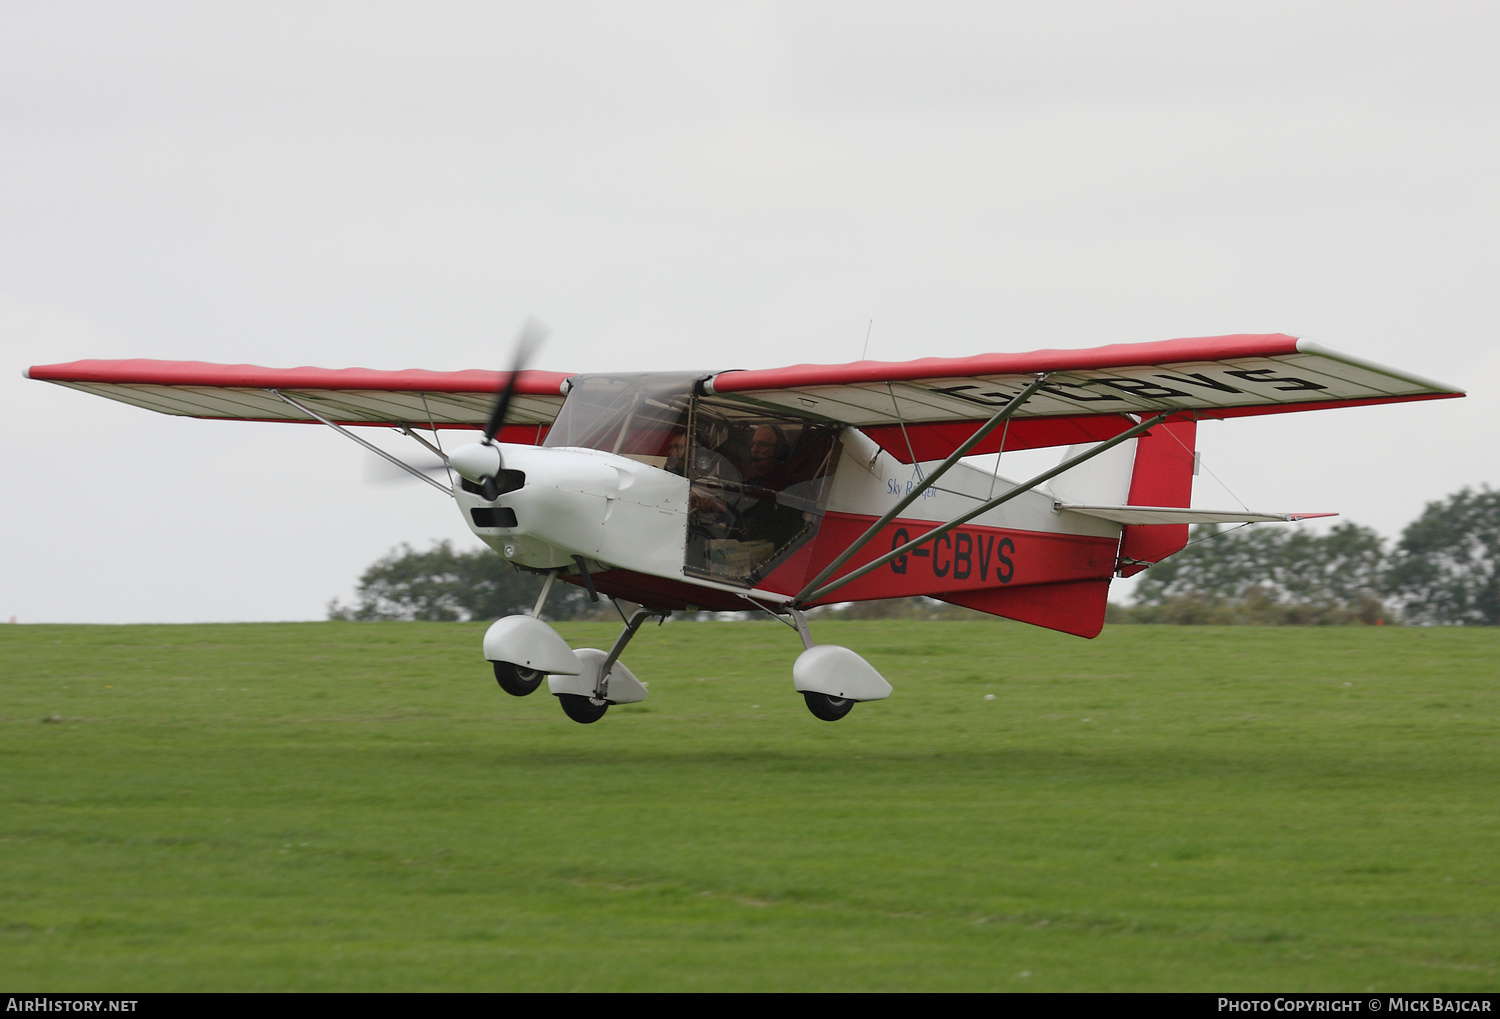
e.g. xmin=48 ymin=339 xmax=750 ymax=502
xmin=761 ymin=511 xmax=1119 ymax=603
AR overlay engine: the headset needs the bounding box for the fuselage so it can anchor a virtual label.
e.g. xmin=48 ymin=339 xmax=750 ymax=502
xmin=450 ymin=417 xmax=1128 ymax=616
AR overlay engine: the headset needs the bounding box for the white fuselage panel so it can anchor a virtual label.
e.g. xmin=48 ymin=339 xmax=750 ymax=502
xmin=457 ymin=444 xmax=691 ymax=577
xmin=826 ymin=429 xmax=1123 ymax=539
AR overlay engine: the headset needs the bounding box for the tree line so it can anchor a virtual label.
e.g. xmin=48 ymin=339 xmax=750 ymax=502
xmin=327 ymin=541 xmax=605 ymax=623
xmin=329 ymin=486 xmax=1497 ymax=626
xmin=1115 ymin=486 xmax=1498 ymax=625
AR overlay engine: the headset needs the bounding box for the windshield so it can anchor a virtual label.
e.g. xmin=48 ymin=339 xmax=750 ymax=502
xmin=542 ymin=372 xmax=699 ymax=464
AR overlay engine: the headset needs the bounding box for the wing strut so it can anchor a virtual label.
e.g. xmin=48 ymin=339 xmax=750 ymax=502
xmin=270 ymin=390 xmax=454 ymax=496
xmin=793 ymin=373 xmax=1054 ymax=605
xmin=795 ymin=410 xmax=1173 ymax=606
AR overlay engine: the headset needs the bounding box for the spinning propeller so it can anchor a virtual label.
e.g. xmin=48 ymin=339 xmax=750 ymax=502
xmin=447 ymin=318 xmax=548 ymax=499
xmin=482 ymin=319 xmax=547 ymax=447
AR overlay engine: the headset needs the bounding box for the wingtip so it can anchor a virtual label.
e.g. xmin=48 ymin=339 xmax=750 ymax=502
xmin=1294 ymin=337 xmax=1463 ymax=395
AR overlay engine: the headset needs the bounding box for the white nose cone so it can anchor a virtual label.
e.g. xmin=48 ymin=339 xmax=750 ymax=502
xmin=448 ymin=442 xmax=502 ymax=482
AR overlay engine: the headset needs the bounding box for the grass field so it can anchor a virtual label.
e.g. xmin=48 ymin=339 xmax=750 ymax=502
xmin=2 ymin=620 xmax=1496 ymax=991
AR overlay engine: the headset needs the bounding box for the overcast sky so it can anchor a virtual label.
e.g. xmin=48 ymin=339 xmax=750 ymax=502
xmin=3 ymin=1 xmax=1495 ymax=623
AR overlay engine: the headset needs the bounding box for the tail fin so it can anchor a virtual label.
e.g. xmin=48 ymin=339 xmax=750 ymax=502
xmin=1116 ymin=418 xmax=1197 ymax=577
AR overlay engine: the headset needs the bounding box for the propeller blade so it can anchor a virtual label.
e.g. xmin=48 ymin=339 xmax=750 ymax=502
xmin=483 ymin=317 xmax=548 ymax=445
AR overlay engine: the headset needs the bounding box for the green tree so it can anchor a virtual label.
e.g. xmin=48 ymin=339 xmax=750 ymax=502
xmin=1384 ymin=486 xmax=1500 ymax=626
xmin=327 ymin=541 xmax=595 ymax=622
xmin=1129 ymin=521 xmax=1389 ymax=624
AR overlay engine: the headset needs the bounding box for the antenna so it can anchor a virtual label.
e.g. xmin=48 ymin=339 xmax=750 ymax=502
xmin=860 ymin=319 xmax=873 ymax=360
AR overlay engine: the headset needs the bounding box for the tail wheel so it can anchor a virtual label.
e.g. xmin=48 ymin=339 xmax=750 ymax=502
xmin=493 ymin=661 xmax=544 ymax=697
xmin=802 ymin=692 xmax=854 ymax=722
xmin=558 ymin=693 xmax=609 ymax=724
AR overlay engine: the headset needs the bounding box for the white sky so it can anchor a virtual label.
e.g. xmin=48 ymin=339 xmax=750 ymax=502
xmin=3 ymin=1 xmax=1496 ymax=623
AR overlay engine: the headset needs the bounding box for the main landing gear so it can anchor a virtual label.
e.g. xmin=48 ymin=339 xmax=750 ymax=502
xmin=493 ymin=648 xmax=617 ymax=723
xmin=545 ymin=612 xmax=656 ymax=724
xmin=484 ymin=595 xmax=658 ymax=726
xmin=788 ymin=611 xmax=892 ymax=722
xmin=484 ymin=594 xmax=894 ymax=725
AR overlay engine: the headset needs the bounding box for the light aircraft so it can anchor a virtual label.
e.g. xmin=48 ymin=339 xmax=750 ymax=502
xmin=27 ymin=333 xmax=1462 ymax=724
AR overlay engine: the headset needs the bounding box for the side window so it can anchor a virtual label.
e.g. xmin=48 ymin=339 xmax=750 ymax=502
xmin=683 ymin=403 xmax=841 ymax=586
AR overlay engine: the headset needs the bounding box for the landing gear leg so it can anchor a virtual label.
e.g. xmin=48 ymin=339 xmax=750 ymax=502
xmin=596 ymin=605 xmax=656 ymax=689
xmin=552 ymin=602 xmax=664 ymax=724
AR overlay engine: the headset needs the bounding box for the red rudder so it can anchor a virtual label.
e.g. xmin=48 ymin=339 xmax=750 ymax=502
xmin=1116 ymin=418 xmax=1197 ymax=577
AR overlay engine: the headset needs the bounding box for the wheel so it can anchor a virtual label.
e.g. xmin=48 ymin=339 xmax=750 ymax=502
xmin=558 ymin=693 xmax=609 ymax=724
xmin=802 ymin=691 xmax=855 ymax=722
xmin=493 ymin=661 xmax=544 ymax=697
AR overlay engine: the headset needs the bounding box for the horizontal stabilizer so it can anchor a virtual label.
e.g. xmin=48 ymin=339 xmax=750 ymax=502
xmin=1058 ymin=504 xmax=1337 ymax=525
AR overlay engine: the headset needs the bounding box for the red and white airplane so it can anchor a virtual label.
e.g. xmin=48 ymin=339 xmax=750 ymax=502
xmin=27 ymin=333 xmax=1462 ymax=723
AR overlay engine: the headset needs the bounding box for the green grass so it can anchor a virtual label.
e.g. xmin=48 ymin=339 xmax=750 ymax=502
xmin=2 ymin=620 xmax=1496 ymax=991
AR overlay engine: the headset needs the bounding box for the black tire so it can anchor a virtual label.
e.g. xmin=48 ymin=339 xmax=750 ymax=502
xmin=493 ymin=661 xmax=544 ymax=697
xmin=802 ymin=691 xmax=854 ymax=722
xmin=558 ymin=693 xmax=609 ymax=724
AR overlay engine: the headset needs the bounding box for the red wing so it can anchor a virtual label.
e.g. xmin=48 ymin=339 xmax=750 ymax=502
xmin=24 ymin=359 xmax=571 ymax=436
xmin=27 ymin=336 xmax=1462 ymax=458
xmin=704 ymin=334 xmax=1463 ymax=461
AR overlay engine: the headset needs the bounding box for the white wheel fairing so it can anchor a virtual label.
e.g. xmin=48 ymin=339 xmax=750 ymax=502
xmin=547 ymin=647 xmax=648 ymax=704
xmin=482 ymin=615 xmax=582 ymax=675
xmin=792 ymin=645 xmax=892 ymax=702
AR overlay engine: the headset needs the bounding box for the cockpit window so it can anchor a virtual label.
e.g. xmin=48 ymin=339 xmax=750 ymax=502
xmin=543 ymin=372 xmax=699 ymax=464
xmin=545 ymin=374 xmax=843 ymax=589
xmin=683 ymin=397 xmax=842 ymax=587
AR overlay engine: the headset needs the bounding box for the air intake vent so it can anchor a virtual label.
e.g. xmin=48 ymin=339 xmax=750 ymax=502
xmin=469 ymin=507 xmax=518 ymax=528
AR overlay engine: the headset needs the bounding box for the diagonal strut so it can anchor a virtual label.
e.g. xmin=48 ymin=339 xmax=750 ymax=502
xmin=792 ymin=373 xmax=1053 ymax=605
xmin=796 ymin=410 xmax=1173 ymax=605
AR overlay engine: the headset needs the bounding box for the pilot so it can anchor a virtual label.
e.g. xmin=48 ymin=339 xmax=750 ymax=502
xmin=742 ymin=424 xmax=791 ymax=487
xmin=736 ymin=424 xmax=804 ymax=550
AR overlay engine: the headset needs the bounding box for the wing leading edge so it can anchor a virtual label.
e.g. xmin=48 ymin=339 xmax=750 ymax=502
xmin=24 ymin=360 xmax=572 ymax=437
